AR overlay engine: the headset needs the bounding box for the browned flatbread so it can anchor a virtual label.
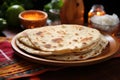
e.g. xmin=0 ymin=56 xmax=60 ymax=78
xmin=45 ymin=35 xmax=108 ymax=60
xmin=22 ymin=25 xmax=101 ymax=54
xmin=15 ymin=24 xmax=109 ymax=60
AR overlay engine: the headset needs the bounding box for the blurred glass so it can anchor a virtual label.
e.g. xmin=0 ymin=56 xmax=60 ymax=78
xmin=88 ymin=4 xmax=106 ymax=24
xmin=44 ymin=0 xmax=63 ymax=25
xmin=48 ymin=9 xmax=60 ymax=25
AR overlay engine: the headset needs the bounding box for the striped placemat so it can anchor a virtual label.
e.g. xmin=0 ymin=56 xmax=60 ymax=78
xmin=0 ymin=37 xmax=62 ymax=80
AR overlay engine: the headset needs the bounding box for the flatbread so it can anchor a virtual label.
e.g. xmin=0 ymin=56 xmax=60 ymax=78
xmin=18 ymin=33 xmax=102 ymax=54
xmin=45 ymin=35 xmax=108 ymax=60
xmin=16 ymin=34 xmax=108 ymax=60
xmin=15 ymin=24 xmax=109 ymax=60
xmin=16 ymin=39 xmax=53 ymax=56
xmin=25 ymin=24 xmax=101 ymax=54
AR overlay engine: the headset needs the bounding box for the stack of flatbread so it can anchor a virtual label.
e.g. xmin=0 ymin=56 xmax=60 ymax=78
xmin=15 ymin=24 xmax=109 ymax=61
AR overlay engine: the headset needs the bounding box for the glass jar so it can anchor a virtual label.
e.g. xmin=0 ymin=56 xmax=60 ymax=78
xmin=44 ymin=0 xmax=63 ymax=25
xmin=88 ymin=4 xmax=106 ymax=24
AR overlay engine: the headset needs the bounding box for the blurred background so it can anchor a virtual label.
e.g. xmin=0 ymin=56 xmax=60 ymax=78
xmin=0 ymin=0 xmax=119 ymax=22
xmin=0 ymin=0 xmax=119 ymax=33
xmin=0 ymin=0 xmax=119 ymax=23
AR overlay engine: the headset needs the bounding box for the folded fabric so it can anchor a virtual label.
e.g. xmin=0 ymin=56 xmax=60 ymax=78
xmin=0 ymin=41 xmax=14 ymax=62
xmin=0 ymin=37 xmax=62 ymax=80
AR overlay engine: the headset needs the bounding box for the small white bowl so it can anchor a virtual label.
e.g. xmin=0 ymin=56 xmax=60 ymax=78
xmin=91 ymin=21 xmax=120 ymax=35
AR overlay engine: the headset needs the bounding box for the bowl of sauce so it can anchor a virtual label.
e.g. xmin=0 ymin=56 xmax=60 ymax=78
xmin=19 ymin=10 xmax=48 ymax=29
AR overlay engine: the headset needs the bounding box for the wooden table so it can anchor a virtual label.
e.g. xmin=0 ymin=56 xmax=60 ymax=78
xmin=39 ymin=58 xmax=120 ymax=80
xmin=1 ymin=27 xmax=120 ymax=80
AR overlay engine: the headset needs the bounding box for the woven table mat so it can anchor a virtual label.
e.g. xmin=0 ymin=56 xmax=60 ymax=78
xmin=0 ymin=37 xmax=62 ymax=80
xmin=0 ymin=36 xmax=120 ymax=80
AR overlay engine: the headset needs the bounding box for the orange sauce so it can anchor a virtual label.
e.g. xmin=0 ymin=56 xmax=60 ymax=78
xmin=23 ymin=13 xmax=44 ymax=20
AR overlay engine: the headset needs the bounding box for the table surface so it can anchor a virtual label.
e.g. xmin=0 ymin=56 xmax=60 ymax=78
xmin=1 ymin=26 xmax=120 ymax=80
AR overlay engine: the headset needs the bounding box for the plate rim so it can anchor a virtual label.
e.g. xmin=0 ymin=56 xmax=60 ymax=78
xmin=11 ymin=32 xmax=120 ymax=66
